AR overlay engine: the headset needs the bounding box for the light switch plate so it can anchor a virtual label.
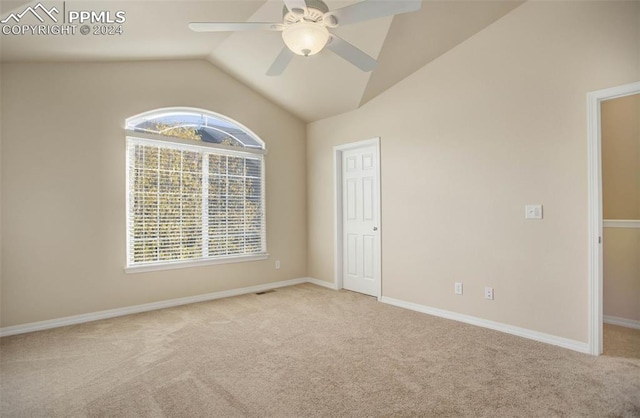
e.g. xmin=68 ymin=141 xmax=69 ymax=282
xmin=525 ymin=204 xmax=543 ymax=220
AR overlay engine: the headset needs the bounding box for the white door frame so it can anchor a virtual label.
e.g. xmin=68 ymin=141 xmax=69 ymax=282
xmin=586 ymin=81 xmax=640 ymax=355
xmin=333 ymin=137 xmax=382 ymax=299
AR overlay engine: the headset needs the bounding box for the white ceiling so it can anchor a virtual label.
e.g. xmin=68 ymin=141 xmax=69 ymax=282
xmin=0 ymin=1 xmax=523 ymax=122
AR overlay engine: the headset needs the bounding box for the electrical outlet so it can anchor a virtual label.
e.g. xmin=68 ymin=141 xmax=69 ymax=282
xmin=455 ymin=282 xmax=463 ymax=295
xmin=484 ymin=287 xmax=494 ymax=300
xmin=275 ymin=260 xmax=281 ymax=269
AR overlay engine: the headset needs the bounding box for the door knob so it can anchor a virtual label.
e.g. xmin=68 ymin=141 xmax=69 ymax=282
xmin=373 ymin=227 xmax=378 ymax=231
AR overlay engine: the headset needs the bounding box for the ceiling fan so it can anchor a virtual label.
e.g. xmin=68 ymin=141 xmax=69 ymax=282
xmin=189 ymin=0 xmax=422 ymax=76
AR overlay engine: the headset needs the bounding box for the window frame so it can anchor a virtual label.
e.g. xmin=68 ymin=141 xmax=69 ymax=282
xmin=124 ymin=109 xmax=268 ymax=273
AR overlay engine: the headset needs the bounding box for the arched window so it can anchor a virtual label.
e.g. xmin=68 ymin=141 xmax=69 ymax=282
xmin=125 ymin=108 xmax=267 ymax=271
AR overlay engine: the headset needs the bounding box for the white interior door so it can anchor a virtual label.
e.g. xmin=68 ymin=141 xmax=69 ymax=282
xmin=342 ymin=144 xmax=380 ymax=297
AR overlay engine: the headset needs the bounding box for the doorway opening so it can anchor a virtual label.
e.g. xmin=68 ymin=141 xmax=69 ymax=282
xmin=587 ymin=81 xmax=640 ymax=356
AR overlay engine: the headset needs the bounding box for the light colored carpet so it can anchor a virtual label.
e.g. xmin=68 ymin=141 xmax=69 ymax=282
xmin=1 ymin=283 xmax=639 ymax=417
xmin=604 ymin=323 xmax=640 ymax=360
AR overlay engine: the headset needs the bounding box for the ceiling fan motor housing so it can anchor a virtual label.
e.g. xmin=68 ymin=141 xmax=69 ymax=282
xmin=283 ymin=0 xmax=330 ymax=23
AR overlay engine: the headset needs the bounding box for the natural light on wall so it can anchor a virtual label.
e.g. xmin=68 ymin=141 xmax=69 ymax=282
xmin=124 ymin=108 xmax=267 ymax=273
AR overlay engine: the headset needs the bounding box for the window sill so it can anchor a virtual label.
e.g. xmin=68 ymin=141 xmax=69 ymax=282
xmin=125 ymin=254 xmax=269 ymax=274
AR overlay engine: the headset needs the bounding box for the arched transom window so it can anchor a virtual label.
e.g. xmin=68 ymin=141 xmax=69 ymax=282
xmin=125 ymin=108 xmax=267 ymax=271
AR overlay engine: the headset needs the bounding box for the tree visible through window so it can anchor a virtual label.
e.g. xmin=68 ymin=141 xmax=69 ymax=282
xmin=125 ymin=109 xmax=266 ymax=269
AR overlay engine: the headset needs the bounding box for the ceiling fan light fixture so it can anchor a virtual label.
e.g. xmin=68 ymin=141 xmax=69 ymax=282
xmin=282 ymin=21 xmax=329 ymax=57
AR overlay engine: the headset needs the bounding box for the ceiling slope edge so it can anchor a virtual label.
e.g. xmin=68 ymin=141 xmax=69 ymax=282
xmin=359 ymin=0 xmax=525 ymax=107
xmin=202 ymin=56 xmax=308 ymax=124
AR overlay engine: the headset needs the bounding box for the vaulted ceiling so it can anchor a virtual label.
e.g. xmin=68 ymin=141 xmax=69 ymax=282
xmin=0 ymin=1 xmax=524 ymax=122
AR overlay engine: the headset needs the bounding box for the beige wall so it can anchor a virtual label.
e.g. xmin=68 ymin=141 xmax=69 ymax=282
xmin=307 ymin=1 xmax=640 ymax=343
xmin=602 ymin=94 xmax=640 ymax=220
xmin=0 ymin=60 xmax=307 ymax=327
xmin=603 ymin=228 xmax=640 ymax=321
xmin=602 ymin=94 xmax=640 ymax=322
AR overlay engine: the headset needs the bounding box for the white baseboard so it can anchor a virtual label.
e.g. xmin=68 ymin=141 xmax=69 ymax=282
xmin=0 ymin=278 xmax=309 ymax=337
xmin=305 ymin=277 xmax=339 ymax=290
xmin=604 ymin=315 xmax=640 ymax=330
xmin=380 ymin=296 xmax=590 ymax=354
xmin=3 ymin=278 xmax=596 ymax=355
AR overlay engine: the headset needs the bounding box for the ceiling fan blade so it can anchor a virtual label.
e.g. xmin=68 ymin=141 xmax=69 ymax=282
xmin=326 ymin=34 xmax=377 ymax=72
xmin=189 ymin=22 xmax=283 ymax=32
xmin=327 ymin=0 xmax=421 ymax=26
xmin=266 ymin=47 xmax=295 ymax=76
xmin=282 ymin=0 xmax=308 ymax=13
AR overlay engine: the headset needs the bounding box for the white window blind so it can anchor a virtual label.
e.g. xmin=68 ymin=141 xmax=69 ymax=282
xmin=126 ymin=137 xmax=265 ymax=268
